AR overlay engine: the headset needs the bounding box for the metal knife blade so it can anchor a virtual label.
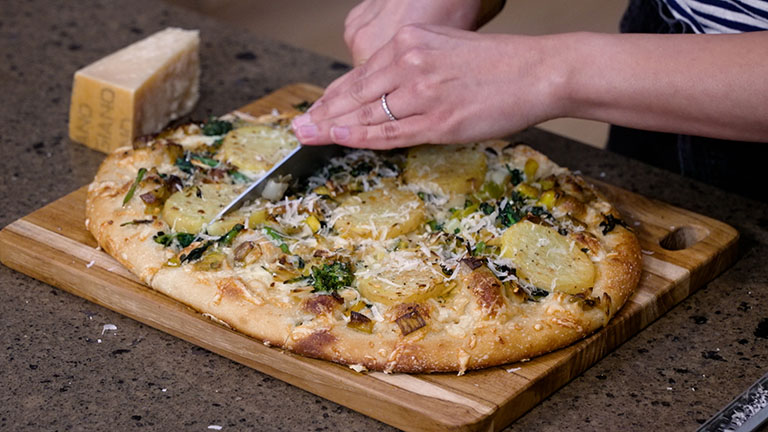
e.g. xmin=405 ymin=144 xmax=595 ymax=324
xmin=207 ymin=144 xmax=346 ymax=225
xmin=697 ymin=371 xmax=768 ymax=432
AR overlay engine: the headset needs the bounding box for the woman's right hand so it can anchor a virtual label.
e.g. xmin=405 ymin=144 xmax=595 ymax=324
xmin=294 ymin=25 xmax=568 ymax=149
xmin=344 ymin=0 xmax=484 ymax=65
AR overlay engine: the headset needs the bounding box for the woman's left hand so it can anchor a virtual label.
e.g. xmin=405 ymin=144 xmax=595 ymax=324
xmin=292 ymin=24 xmax=567 ymax=149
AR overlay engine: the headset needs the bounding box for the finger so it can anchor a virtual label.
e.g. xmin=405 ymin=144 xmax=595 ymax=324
xmin=344 ymin=2 xmax=368 ymax=27
xmin=317 ymin=41 xmax=397 ymax=103
xmin=330 ymin=115 xmax=433 ymax=150
xmin=308 ymin=69 xmax=401 ymax=125
xmin=328 ymin=89 xmax=416 ymax=128
xmin=301 ymin=89 xmax=418 ymax=144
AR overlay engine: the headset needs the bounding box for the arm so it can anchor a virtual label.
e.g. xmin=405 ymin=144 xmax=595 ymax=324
xmin=560 ymin=31 xmax=768 ymax=142
xmin=293 ymin=28 xmax=768 ymax=148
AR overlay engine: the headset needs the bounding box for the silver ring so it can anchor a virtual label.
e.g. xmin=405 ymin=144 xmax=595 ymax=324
xmin=380 ymin=93 xmax=397 ymax=121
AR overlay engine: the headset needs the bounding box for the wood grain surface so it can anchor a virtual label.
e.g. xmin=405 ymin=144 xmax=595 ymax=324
xmin=0 ymin=83 xmax=739 ymax=431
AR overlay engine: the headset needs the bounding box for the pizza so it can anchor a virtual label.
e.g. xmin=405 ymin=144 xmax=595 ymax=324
xmin=85 ymin=110 xmax=642 ymax=374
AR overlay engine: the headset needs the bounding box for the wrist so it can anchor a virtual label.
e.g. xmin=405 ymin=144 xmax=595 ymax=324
xmin=544 ymin=32 xmax=615 ymax=122
xmin=503 ymin=33 xmax=585 ymax=123
xmin=536 ymin=32 xmax=586 ymax=122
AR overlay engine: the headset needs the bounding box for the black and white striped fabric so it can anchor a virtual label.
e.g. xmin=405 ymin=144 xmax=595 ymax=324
xmin=662 ymin=0 xmax=768 ymax=33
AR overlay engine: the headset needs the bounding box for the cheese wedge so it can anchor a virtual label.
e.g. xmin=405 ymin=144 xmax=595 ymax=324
xmin=68 ymin=28 xmax=200 ymax=153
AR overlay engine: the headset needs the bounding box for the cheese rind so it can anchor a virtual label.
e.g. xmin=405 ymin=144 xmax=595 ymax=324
xmin=69 ymin=27 xmax=200 ymax=153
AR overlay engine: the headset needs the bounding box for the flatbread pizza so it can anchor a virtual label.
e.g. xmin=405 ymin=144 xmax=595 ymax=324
xmin=85 ymin=111 xmax=642 ymax=374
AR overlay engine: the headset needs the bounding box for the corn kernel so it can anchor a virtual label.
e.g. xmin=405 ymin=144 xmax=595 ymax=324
xmin=516 ymin=183 xmax=540 ymax=199
xmin=452 ymin=203 xmax=479 ymax=219
xmin=524 ymin=158 xmax=539 ymax=181
xmin=165 ymin=256 xmax=181 ymax=267
xmin=479 ymin=181 xmax=504 ymax=200
xmin=313 ymin=185 xmax=330 ymax=196
xmin=248 ymin=209 xmax=268 ymax=229
xmin=539 ymin=189 xmax=557 ymax=209
xmin=540 ymin=177 xmax=555 ymax=191
xmin=305 ymin=214 xmax=321 ymax=233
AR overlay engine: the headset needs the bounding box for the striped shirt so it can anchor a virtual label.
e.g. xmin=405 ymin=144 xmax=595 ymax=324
xmin=662 ymin=0 xmax=768 ymax=33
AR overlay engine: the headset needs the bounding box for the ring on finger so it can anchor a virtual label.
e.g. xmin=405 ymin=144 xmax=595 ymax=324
xmin=380 ymin=93 xmax=397 ymax=121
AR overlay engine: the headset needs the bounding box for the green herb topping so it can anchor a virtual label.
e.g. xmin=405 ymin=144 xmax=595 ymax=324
xmin=350 ymin=161 xmax=373 ymax=177
xmin=473 ymin=241 xmax=487 ymax=256
xmin=190 ymin=153 xmax=220 ymax=167
xmin=120 ymin=219 xmax=153 ymax=227
xmin=180 ymin=241 xmax=212 ymax=263
xmin=479 ymin=202 xmax=495 ymax=215
xmin=506 ymin=165 xmax=524 ymax=186
xmin=201 ymin=117 xmax=233 ymax=136
xmin=497 ymin=192 xmax=528 ymax=227
xmin=229 ymin=170 xmax=250 ymax=183
xmin=263 ymin=227 xmax=290 ymax=253
xmin=426 ymin=220 xmax=443 ymax=232
xmin=122 ymin=167 xmax=147 ymax=206
xmin=218 ymin=224 xmax=244 ymax=246
xmin=175 ymin=157 xmax=194 ymax=174
xmin=310 ymin=262 xmax=354 ymax=292
xmin=153 ymin=231 xmax=196 ymax=248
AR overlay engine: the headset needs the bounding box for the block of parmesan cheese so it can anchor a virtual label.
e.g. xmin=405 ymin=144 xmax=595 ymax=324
xmin=69 ymin=28 xmax=200 ymax=153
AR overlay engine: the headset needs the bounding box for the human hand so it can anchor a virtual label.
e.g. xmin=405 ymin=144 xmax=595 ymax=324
xmin=292 ymin=25 xmax=566 ymax=149
xmin=344 ymin=0 xmax=482 ymax=65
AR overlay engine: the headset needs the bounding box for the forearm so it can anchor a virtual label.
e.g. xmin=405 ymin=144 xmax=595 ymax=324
xmin=551 ymin=31 xmax=768 ymax=142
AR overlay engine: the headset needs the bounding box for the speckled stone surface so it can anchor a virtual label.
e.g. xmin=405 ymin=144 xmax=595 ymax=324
xmin=1 ymin=1 xmax=766 ymax=430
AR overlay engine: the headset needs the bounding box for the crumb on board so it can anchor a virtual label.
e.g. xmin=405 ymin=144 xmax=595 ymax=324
xmin=101 ymin=324 xmax=117 ymax=335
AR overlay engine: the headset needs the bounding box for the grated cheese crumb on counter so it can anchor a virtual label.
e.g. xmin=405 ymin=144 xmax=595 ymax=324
xmin=101 ymin=324 xmax=117 ymax=335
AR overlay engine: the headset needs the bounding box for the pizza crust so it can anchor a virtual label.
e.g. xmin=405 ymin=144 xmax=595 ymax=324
xmin=85 ymin=120 xmax=642 ymax=374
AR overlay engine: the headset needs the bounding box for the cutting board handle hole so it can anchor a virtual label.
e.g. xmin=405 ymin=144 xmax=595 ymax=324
xmin=659 ymin=225 xmax=708 ymax=250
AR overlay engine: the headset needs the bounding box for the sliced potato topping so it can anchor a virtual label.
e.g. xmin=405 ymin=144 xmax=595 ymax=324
xmin=162 ymin=183 xmax=243 ymax=235
xmin=497 ymin=220 xmax=595 ymax=294
xmin=334 ymin=186 xmax=425 ymax=240
xmin=356 ymin=250 xmax=454 ymax=305
xmin=404 ymin=144 xmax=486 ymax=195
xmin=217 ymin=125 xmax=298 ymax=174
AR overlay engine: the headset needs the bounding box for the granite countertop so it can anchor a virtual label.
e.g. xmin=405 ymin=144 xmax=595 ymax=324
xmin=2 ymin=1 xmax=767 ymax=430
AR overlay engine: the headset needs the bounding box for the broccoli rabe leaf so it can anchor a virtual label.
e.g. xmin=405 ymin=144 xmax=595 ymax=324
xmin=218 ymin=224 xmax=244 ymax=246
xmin=310 ymin=262 xmax=354 ymax=292
xmin=180 ymin=241 xmax=212 ymax=263
xmin=153 ymin=231 xmax=195 ymax=248
xmin=506 ymin=165 xmax=524 ymax=186
xmin=201 ymin=117 xmax=233 ymax=136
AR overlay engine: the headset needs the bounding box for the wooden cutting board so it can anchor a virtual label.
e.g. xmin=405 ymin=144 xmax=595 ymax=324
xmin=0 ymin=83 xmax=739 ymax=431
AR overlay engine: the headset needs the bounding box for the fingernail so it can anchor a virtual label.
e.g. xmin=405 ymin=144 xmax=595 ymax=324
xmin=331 ymin=126 xmax=350 ymax=142
xmin=297 ymin=124 xmax=318 ymax=140
xmin=292 ymin=113 xmax=311 ymax=128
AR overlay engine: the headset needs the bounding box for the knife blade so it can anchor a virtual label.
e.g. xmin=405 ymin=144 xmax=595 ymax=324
xmin=207 ymin=144 xmax=346 ymax=226
xmin=697 ymin=371 xmax=768 ymax=432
